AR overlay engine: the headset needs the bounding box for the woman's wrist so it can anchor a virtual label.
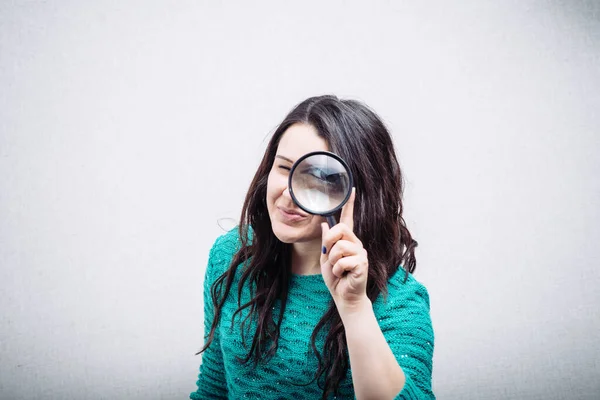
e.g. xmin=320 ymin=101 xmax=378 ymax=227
xmin=336 ymin=295 xmax=373 ymax=325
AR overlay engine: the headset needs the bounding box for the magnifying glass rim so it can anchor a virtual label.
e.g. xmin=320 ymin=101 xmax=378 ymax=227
xmin=288 ymin=150 xmax=354 ymax=217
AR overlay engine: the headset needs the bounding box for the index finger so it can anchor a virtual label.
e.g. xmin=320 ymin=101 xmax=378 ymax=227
xmin=339 ymin=187 xmax=356 ymax=231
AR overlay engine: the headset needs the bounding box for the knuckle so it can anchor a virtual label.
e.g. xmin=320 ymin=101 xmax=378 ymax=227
xmin=340 ymin=240 xmax=351 ymax=252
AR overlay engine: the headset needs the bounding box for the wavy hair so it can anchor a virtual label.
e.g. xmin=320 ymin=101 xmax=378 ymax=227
xmin=197 ymin=95 xmax=418 ymax=398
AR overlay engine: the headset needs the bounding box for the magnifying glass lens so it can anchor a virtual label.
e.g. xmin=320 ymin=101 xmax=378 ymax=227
xmin=290 ymin=154 xmax=351 ymax=215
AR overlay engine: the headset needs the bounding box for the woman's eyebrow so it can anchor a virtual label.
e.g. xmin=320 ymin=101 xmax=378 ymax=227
xmin=275 ymin=155 xmax=294 ymax=163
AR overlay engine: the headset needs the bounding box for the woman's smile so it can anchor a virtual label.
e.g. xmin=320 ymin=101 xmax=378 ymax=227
xmin=277 ymin=206 xmax=308 ymax=223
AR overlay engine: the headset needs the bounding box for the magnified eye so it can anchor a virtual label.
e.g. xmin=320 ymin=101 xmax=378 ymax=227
xmin=303 ymin=167 xmax=333 ymax=183
xmin=324 ymin=172 xmax=343 ymax=185
xmin=302 ymin=167 xmax=345 ymax=192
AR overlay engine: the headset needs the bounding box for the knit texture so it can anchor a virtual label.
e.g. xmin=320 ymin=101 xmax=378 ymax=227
xmin=191 ymin=229 xmax=435 ymax=399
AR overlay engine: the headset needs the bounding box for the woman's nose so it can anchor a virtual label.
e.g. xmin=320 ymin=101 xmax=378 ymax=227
xmin=281 ymin=185 xmax=292 ymax=199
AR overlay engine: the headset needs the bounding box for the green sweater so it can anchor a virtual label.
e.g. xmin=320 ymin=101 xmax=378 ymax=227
xmin=190 ymin=229 xmax=435 ymax=399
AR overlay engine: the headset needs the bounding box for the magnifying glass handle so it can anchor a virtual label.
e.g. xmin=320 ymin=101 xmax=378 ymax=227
xmin=326 ymin=215 xmax=337 ymax=228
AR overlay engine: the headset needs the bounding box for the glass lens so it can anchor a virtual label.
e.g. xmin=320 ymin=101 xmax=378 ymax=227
xmin=290 ymin=154 xmax=351 ymax=214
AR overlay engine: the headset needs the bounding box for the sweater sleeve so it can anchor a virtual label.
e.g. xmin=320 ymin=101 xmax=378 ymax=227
xmin=377 ymin=272 xmax=435 ymax=400
xmin=190 ymin=238 xmax=230 ymax=400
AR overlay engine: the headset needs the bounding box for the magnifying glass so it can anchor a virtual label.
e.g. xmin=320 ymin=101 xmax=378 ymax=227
xmin=288 ymin=151 xmax=354 ymax=227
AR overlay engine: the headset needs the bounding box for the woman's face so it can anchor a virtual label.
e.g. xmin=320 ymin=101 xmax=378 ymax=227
xmin=266 ymin=123 xmax=328 ymax=244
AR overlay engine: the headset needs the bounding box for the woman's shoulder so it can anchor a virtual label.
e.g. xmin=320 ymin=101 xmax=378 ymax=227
xmin=210 ymin=227 xmax=243 ymax=256
xmin=373 ymin=267 xmax=431 ymax=314
xmin=206 ymin=226 xmax=252 ymax=278
xmin=209 ymin=226 xmax=245 ymax=262
xmin=389 ymin=268 xmax=430 ymax=304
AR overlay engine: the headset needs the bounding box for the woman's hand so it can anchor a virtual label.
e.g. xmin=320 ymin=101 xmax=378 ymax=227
xmin=320 ymin=188 xmax=370 ymax=312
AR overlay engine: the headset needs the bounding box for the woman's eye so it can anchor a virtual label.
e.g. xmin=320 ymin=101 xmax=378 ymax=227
xmin=278 ymin=165 xmax=291 ymax=171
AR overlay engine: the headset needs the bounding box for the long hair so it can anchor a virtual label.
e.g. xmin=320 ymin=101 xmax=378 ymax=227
xmin=198 ymin=95 xmax=418 ymax=398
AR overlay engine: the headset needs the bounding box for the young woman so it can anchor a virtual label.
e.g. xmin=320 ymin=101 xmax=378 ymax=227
xmin=190 ymin=95 xmax=435 ymax=400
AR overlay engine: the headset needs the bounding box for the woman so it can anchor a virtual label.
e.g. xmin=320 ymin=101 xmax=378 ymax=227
xmin=190 ymin=95 xmax=435 ymax=399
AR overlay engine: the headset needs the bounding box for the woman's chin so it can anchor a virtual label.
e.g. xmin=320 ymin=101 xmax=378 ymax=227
xmin=272 ymin=226 xmax=303 ymax=244
xmin=270 ymin=221 xmax=313 ymax=244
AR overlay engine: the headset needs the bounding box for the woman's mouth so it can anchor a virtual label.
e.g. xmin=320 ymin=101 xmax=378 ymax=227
xmin=278 ymin=207 xmax=308 ymax=222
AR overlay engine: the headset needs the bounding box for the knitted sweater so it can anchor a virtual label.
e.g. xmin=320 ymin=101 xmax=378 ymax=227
xmin=190 ymin=229 xmax=435 ymax=399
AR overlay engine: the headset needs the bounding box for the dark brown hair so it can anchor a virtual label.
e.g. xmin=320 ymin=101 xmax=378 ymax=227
xmin=198 ymin=95 xmax=417 ymax=398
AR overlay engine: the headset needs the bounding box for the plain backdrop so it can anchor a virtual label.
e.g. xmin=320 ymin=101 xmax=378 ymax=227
xmin=1 ymin=1 xmax=599 ymax=399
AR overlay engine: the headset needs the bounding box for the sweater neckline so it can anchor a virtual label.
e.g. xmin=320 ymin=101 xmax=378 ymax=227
xmin=289 ymin=272 xmax=327 ymax=287
xmin=291 ymin=272 xmax=323 ymax=279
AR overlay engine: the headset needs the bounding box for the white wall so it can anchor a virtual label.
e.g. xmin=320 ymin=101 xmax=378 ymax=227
xmin=1 ymin=1 xmax=599 ymax=399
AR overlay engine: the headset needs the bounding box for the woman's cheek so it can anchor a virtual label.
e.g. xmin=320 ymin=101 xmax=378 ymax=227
xmin=266 ymin=170 xmax=283 ymax=205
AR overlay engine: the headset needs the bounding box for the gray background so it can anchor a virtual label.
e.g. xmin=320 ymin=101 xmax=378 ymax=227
xmin=1 ymin=1 xmax=599 ymax=399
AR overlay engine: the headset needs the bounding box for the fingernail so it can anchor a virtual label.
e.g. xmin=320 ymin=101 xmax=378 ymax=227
xmin=322 ymin=246 xmax=327 ymax=254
